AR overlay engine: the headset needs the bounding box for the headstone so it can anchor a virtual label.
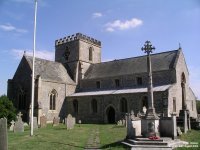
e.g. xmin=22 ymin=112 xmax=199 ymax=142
xmin=177 ymin=127 xmax=182 ymax=136
xmin=33 ymin=117 xmax=38 ymax=129
xmin=9 ymin=120 xmax=15 ymax=131
xmin=0 ymin=118 xmax=8 ymax=150
xmin=53 ymin=117 xmax=60 ymax=126
xmin=117 ymin=120 xmax=122 ymax=126
xmin=65 ymin=114 xmax=75 ymax=130
xmin=40 ymin=115 xmax=47 ymax=128
xmin=122 ymin=119 xmax=126 ymax=126
xmin=14 ymin=112 xmax=24 ymax=133
xmin=130 ymin=110 xmax=136 ymax=120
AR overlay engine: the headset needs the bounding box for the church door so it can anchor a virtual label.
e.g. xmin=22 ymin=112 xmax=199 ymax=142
xmin=107 ymin=106 xmax=115 ymax=123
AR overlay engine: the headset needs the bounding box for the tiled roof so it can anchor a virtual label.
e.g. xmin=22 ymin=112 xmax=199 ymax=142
xmin=25 ymin=56 xmax=75 ymax=84
xmin=84 ymin=50 xmax=179 ymax=79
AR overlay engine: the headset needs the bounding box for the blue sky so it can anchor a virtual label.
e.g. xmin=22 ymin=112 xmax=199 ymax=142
xmin=0 ymin=0 xmax=200 ymax=98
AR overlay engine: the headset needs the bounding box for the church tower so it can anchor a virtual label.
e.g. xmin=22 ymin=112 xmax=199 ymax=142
xmin=55 ymin=33 xmax=101 ymax=84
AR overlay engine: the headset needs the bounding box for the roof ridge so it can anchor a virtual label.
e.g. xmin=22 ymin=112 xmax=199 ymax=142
xmin=24 ymin=55 xmax=61 ymax=64
xmin=100 ymin=49 xmax=178 ymax=65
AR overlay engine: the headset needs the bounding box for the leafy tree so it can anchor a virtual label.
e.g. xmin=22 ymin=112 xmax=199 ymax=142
xmin=196 ymin=100 xmax=200 ymax=114
xmin=0 ymin=95 xmax=16 ymax=126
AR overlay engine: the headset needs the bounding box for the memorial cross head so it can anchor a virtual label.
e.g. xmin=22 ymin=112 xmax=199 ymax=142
xmin=18 ymin=112 xmax=23 ymax=118
xmin=141 ymin=41 xmax=155 ymax=54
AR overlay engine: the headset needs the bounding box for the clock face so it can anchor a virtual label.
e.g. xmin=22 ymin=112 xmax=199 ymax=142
xmin=64 ymin=47 xmax=70 ymax=61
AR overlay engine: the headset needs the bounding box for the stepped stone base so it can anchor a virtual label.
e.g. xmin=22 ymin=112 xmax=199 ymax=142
xmin=122 ymin=138 xmax=188 ymax=150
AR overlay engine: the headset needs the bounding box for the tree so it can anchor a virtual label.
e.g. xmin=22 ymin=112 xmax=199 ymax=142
xmin=0 ymin=95 xmax=16 ymax=126
xmin=196 ymin=100 xmax=200 ymax=114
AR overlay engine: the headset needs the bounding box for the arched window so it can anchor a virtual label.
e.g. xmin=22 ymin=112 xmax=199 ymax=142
xmin=120 ymin=98 xmax=127 ymax=113
xmin=92 ymin=99 xmax=97 ymax=113
xmin=142 ymin=96 xmax=148 ymax=108
xmin=49 ymin=89 xmax=57 ymax=110
xmin=89 ymin=47 xmax=93 ymax=61
xmin=73 ymin=99 xmax=78 ymax=114
xmin=18 ymin=90 xmax=26 ymax=110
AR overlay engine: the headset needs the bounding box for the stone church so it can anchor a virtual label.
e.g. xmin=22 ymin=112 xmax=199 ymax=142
xmin=7 ymin=33 xmax=197 ymax=124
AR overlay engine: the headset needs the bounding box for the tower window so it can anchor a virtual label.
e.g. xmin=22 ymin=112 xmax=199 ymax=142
xmin=50 ymin=89 xmax=57 ymax=110
xmin=136 ymin=77 xmax=143 ymax=85
xmin=92 ymin=99 xmax=98 ymax=113
xmin=73 ymin=99 xmax=78 ymax=114
xmin=64 ymin=46 xmax=70 ymax=61
xmin=96 ymin=81 xmax=100 ymax=89
xmin=115 ymin=79 xmax=120 ymax=87
xmin=89 ymin=47 xmax=93 ymax=61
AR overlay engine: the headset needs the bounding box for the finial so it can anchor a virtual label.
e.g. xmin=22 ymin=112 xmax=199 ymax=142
xmin=24 ymin=51 xmax=26 ymax=56
xmin=178 ymin=43 xmax=182 ymax=50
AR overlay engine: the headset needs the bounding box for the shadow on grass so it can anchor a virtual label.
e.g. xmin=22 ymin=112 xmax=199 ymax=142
xmin=100 ymin=141 xmax=129 ymax=149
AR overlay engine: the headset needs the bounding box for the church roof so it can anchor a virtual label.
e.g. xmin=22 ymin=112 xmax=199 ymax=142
xmin=84 ymin=50 xmax=179 ymax=79
xmin=69 ymin=84 xmax=172 ymax=97
xmin=24 ymin=56 xmax=75 ymax=85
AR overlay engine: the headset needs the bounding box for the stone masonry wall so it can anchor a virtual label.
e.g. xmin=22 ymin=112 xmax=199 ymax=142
xmin=66 ymin=91 xmax=165 ymax=123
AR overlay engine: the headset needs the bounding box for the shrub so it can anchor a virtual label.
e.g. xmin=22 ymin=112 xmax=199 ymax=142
xmin=197 ymin=100 xmax=200 ymax=114
xmin=0 ymin=95 xmax=16 ymax=126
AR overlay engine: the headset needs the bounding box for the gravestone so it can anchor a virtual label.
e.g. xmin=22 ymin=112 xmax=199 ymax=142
xmin=40 ymin=115 xmax=47 ymax=128
xmin=53 ymin=117 xmax=60 ymax=126
xmin=33 ymin=117 xmax=38 ymax=129
xmin=177 ymin=127 xmax=182 ymax=136
xmin=122 ymin=119 xmax=126 ymax=126
xmin=0 ymin=118 xmax=8 ymax=150
xmin=117 ymin=120 xmax=122 ymax=126
xmin=14 ymin=112 xmax=24 ymax=133
xmin=126 ymin=114 xmax=135 ymax=139
xmin=65 ymin=114 xmax=75 ymax=130
xmin=9 ymin=120 xmax=15 ymax=131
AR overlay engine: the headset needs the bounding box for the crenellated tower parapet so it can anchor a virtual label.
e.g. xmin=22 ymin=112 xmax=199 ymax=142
xmin=55 ymin=33 xmax=101 ymax=47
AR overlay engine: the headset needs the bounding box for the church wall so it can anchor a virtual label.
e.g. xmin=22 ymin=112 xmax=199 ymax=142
xmin=80 ymin=70 xmax=175 ymax=91
xmin=55 ymin=40 xmax=79 ymax=63
xmin=66 ymin=91 xmax=166 ymax=123
xmin=38 ymin=80 xmax=67 ymax=123
xmin=79 ymin=40 xmax=101 ymax=63
xmin=7 ymin=56 xmax=32 ymax=121
xmin=174 ymin=50 xmax=197 ymax=118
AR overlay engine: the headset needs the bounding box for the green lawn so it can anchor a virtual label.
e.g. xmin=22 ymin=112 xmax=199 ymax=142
xmin=8 ymin=124 xmax=127 ymax=150
xmin=176 ymin=130 xmax=200 ymax=150
xmin=8 ymin=124 xmax=200 ymax=150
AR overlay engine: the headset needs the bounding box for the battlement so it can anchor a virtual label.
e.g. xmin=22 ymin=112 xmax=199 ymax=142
xmin=55 ymin=33 xmax=101 ymax=47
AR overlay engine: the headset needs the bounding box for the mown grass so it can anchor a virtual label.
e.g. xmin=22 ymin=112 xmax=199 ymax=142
xmin=8 ymin=124 xmax=127 ymax=150
xmin=8 ymin=124 xmax=200 ymax=150
xmin=175 ymin=129 xmax=200 ymax=150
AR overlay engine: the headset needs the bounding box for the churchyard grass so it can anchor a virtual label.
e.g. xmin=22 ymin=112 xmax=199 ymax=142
xmin=8 ymin=124 xmax=127 ymax=150
xmin=176 ymin=129 xmax=200 ymax=150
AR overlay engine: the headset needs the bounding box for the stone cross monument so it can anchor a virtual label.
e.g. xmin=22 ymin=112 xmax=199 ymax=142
xmin=141 ymin=41 xmax=159 ymax=137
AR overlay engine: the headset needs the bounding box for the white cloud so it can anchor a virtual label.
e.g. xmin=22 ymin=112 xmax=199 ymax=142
xmin=11 ymin=49 xmax=54 ymax=61
xmin=189 ymin=65 xmax=200 ymax=99
xmin=0 ymin=23 xmax=28 ymax=33
xmin=93 ymin=12 xmax=103 ymax=18
xmin=105 ymin=18 xmax=143 ymax=32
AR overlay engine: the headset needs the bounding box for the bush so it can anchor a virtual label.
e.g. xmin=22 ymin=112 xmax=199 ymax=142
xmin=0 ymin=95 xmax=16 ymax=126
xmin=197 ymin=100 xmax=200 ymax=114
